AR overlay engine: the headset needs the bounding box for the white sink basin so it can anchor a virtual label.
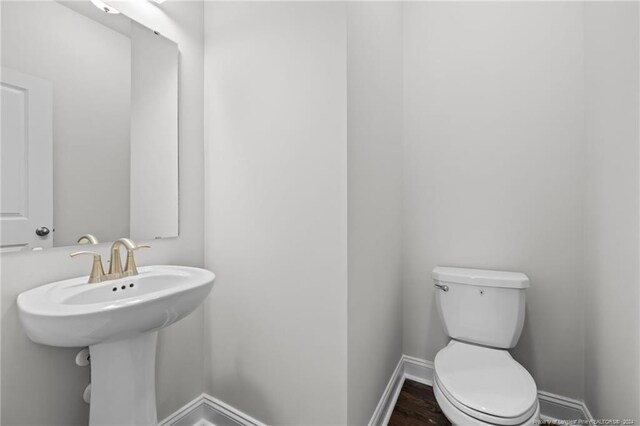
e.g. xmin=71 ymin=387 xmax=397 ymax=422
xmin=17 ymin=265 xmax=215 ymax=426
xmin=18 ymin=265 xmax=214 ymax=347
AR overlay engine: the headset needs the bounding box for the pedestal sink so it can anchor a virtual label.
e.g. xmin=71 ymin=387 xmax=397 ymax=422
xmin=17 ymin=265 xmax=215 ymax=426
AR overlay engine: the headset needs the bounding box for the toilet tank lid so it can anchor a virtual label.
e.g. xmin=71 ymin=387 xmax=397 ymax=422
xmin=432 ymin=267 xmax=530 ymax=289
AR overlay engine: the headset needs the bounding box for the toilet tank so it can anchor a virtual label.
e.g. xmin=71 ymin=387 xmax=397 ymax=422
xmin=433 ymin=267 xmax=529 ymax=349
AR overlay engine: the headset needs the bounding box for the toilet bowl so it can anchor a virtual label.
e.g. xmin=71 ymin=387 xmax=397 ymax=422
xmin=432 ymin=267 xmax=539 ymax=425
xmin=433 ymin=340 xmax=539 ymax=426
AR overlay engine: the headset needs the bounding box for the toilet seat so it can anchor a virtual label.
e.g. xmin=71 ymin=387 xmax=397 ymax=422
xmin=434 ymin=341 xmax=538 ymax=425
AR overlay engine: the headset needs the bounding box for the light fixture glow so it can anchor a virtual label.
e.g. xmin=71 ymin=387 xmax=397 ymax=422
xmin=90 ymin=0 xmax=120 ymax=14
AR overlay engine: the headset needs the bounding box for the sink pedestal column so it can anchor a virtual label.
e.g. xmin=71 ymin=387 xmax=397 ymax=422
xmin=89 ymin=331 xmax=158 ymax=426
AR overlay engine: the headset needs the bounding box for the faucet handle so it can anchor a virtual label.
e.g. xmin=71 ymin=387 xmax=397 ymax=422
xmin=70 ymin=251 xmax=105 ymax=284
xmin=123 ymin=243 xmax=150 ymax=277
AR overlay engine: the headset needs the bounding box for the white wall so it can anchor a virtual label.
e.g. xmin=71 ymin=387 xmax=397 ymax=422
xmin=346 ymin=3 xmax=403 ymax=425
xmin=402 ymin=2 xmax=587 ymax=400
xmin=584 ymin=2 xmax=640 ymax=419
xmin=0 ymin=1 xmax=205 ymax=424
xmin=1 ymin=1 xmax=131 ymax=247
xmin=203 ymin=3 xmax=348 ymax=424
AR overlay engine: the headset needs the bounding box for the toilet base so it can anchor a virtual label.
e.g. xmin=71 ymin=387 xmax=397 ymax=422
xmin=433 ymin=378 xmax=540 ymax=426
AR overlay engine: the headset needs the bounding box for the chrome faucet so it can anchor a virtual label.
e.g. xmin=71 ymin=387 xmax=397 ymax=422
xmin=71 ymin=238 xmax=150 ymax=284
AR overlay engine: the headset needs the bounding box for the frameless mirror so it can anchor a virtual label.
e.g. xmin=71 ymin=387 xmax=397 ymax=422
xmin=0 ymin=0 xmax=179 ymax=251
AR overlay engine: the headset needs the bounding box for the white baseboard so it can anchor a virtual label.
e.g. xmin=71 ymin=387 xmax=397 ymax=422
xmin=370 ymin=354 xmax=594 ymax=426
xmin=402 ymin=355 xmax=434 ymax=386
xmin=368 ymin=356 xmax=405 ymax=426
xmin=159 ymin=395 xmax=204 ymax=426
xmin=159 ymin=393 xmax=265 ymax=426
xmin=538 ymin=391 xmax=593 ymax=423
xmin=161 ymin=354 xmax=593 ymax=426
xmin=201 ymin=394 xmax=265 ymax=426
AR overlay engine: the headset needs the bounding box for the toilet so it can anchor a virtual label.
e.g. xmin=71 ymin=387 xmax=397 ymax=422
xmin=432 ymin=267 xmax=540 ymax=426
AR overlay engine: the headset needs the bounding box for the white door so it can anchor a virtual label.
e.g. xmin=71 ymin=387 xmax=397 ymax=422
xmin=1 ymin=68 xmax=53 ymax=251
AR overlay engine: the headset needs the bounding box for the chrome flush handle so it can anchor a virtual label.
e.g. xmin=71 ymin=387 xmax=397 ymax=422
xmin=434 ymin=282 xmax=449 ymax=292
